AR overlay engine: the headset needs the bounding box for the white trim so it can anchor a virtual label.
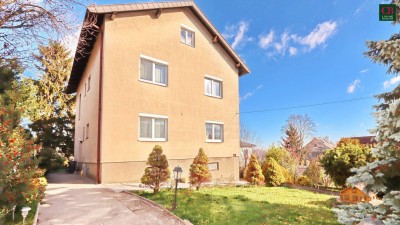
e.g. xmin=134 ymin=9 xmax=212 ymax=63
xmin=205 ymin=74 xmax=223 ymax=82
xmin=139 ymin=113 xmax=168 ymax=119
xmin=139 ymin=54 xmax=168 ymax=65
xmin=205 ymin=120 xmax=224 ymax=125
xmin=204 ymin=93 xmax=222 ymax=99
xmin=181 ymin=24 xmax=195 ymax=32
xmin=138 ymin=78 xmax=167 ymax=87
xmin=138 ymin=138 xmax=167 ymax=142
xmin=206 ymin=139 xmax=223 ymax=143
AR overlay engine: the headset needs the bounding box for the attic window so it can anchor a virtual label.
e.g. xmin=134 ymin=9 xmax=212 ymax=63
xmin=181 ymin=25 xmax=195 ymax=47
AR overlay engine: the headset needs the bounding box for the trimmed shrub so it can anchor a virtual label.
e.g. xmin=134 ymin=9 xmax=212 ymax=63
xmin=262 ymin=157 xmax=286 ymax=186
xmin=297 ymin=175 xmax=311 ymax=186
xmin=189 ymin=148 xmax=211 ymax=190
xmin=141 ymin=145 xmax=171 ymax=193
xmin=244 ymin=154 xmax=264 ymax=185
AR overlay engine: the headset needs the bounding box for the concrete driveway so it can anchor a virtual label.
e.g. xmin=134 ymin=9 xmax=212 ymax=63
xmin=38 ymin=173 xmax=186 ymax=225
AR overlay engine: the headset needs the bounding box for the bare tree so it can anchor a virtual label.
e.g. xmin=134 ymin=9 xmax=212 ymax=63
xmin=0 ymin=0 xmax=96 ymax=62
xmin=281 ymin=114 xmax=316 ymax=164
xmin=240 ymin=123 xmax=264 ymax=168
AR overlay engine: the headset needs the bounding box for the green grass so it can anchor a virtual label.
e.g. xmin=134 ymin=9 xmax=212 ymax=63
xmin=135 ymin=186 xmax=340 ymax=225
xmin=0 ymin=202 xmax=37 ymax=225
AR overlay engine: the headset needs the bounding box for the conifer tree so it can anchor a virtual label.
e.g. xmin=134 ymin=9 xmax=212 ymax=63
xmin=28 ymin=41 xmax=75 ymax=156
xmin=244 ymin=154 xmax=264 ymax=185
xmin=141 ymin=145 xmax=170 ymax=193
xmin=189 ymin=148 xmax=211 ymax=190
xmin=262 ymin=157 xmax=286 ymax=186
xmin=282 ymin=124 xmax=303 ymax=163
xmin=334 ymin=1 xmax=400 ymax=223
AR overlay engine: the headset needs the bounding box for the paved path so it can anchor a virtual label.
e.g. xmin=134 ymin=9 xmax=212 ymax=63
xmin=38 ymin=173 xmax=186 ymax=225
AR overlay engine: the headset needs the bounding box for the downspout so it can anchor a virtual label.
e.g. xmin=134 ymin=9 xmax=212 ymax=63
xmin=97 ymin=22 xmax=104 ymax=184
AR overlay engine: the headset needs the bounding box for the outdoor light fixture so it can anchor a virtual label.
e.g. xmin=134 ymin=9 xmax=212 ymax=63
xmin=21 ymin=206 xmax=31 ymax=225
xmin=172 ymin=165 xmax=183 ymax=210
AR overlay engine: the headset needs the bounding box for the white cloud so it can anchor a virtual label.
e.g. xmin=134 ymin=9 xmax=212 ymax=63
xmin=259 ymin=20 xmax=337 ymax=58
xmin=347 ymin=79 xmax=360 ymax=93
xmin=360 ymin=68 xmax=369 ymax=74
xmin=259 ymin=31 xmax=274 ymax=49
xmin=222 ymin=21 xmax=251 ymax=50
xmin=294 ymin=21 xmax=337 ymax=50
xmin=240 ymin=85 xmax=263 ymax=101
xmin=383 ymin=76 xmax=400 ymax=88
xmin=289 ymin=47 xmax=298 ymax=56
xmin=273 ymin=31 xmax=290 ymax=55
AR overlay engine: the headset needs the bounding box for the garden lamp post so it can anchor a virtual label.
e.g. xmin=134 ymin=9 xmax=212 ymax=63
xmin=172 ymin=165 xmax=182 ymax=210
xmin=21 ymin=206 xmax=31 ymax=225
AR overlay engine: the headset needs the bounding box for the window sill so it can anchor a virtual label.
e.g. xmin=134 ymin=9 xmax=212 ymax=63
xmin=205 ymin=93 xmax=222 ymax=99
xmin=139 ymin=79 xmax=167 ymax=87
xmin=180 ymin=41 xmax=195 ymax=48
xmin=138 ymin=138 xmax=167 ymax=142
xmin=206 ymin=140 xmax=223 ymax=143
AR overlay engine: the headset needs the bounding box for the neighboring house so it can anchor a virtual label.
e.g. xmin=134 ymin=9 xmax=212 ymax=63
xmin=340 ymin=136 xmax=377 ymax=146
xmin=340 ymin=187 xmax=372 ymax=203
xmin=303 ymin=137 xmax=335 ymax=164
xmin=240 ymin=141 xmax=256 ymax=167
xmin=66 ymin=1 xmax=250 ymax=183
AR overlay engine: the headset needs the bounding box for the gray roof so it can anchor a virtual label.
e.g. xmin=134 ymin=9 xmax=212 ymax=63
xmin=67 ymin=1 xmax=250 ymax=93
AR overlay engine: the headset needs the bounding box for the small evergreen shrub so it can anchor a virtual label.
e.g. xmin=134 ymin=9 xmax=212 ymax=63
xmin=244 ymin=154 xmax=264 ymax=185
xmin=189 ymin=148 xmax=212 ymax=190
xmin=297 ymin=175 xmax=311 ymax=186
xmin=262 ymin=157 xmax=286 ymax=186
xmin=140 ymin=145 xmax=171 ymax=193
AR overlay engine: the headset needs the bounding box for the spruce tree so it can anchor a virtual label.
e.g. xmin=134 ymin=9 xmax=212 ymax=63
xmin=334 ymin=1 xmax=400 ymax=223
xmin=28 ymin=41 xmax=75 ymax=156
xmin=189 ymin=148 xmax=211 ymax=190
xmin=141 ymin=145 xmax=170 ymax=193
xmin=282 ymin=124 xmax=303 ymax=164
xmin=244 ymin=154 xmax=264 ymax=185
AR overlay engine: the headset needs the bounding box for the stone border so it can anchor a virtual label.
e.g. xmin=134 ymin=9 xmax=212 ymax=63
xmin=33 ymin=202 xmax=40 ymax=225
xmin=123 ymin=191 xmax=192 ymax=225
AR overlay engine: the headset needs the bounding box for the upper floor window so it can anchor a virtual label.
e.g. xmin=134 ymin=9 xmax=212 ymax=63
xmin=78 ymin=94 xmax=81 ymax=120
xmin=87 ymin=75 xmax=91 ymax=91
xmin=86 ymin=124 xmax=89 ymax=139
xmin=206 ymin=121 xmax=223 ymax=142
xmin=205 ymin=75 xmax=222 ymax=98
xmin=139 ymin=55 xmax=168 ymax=86
xmin=181 ymin=26 xmax=195 ymax=47
xmin=139 ymin=113 xmax=168 ymax=141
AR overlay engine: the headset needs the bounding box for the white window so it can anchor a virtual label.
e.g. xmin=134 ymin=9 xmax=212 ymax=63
xmin=206 ymin=121 xmax=223 ymax=142
xmin=205 ymin=76 xmax=222 ymax=98
xmin=139 ymin=113 xmax=168 ymax=141
xmin=208 ymin=162 xmax=219 ymax=171
xmin=139 ymin=55 xmax=168 ymax=86
xmin=181 ymin=26 xmax=195 ymax=47
xmin=86 ymin=124 xmax=89 ymax=139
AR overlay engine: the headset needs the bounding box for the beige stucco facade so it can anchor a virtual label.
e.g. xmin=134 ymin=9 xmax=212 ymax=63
xmin=73 ymin=6 xmax=245 ymax=183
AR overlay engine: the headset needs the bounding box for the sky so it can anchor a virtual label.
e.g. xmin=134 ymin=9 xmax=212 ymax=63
xmin=73 ymin=0 xmax=398 ymax=146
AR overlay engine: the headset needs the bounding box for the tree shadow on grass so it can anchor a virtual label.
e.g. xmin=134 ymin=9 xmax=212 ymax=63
xmin=135 ymin=190 xmax=341 ymax=225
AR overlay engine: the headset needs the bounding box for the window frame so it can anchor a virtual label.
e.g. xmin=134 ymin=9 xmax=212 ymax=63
xmin=204 ymin=75 xmax=223 ymax=98
xmin=208 ymin=162 xmax=219 ymax=171
xmin=205 ymin=121 xmax=224 ymax=142
xmin=138 ymin=113 xmax=168 ymax=142
xmin=180 ymin=25 xmax=195 ymax=47
xmin=139 ymin=55 xmax=168 ymax=86
xmin=86 ymin=124 xmax=89 ymax=139
xmin=87 ymin=75 xmax=91 ymax=92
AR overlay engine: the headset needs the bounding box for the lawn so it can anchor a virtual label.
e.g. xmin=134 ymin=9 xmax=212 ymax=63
xmin=135 ymin=186 xmax=340 ymax=225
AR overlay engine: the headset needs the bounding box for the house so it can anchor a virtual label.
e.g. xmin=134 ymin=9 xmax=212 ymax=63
xmin=340 ymin=187 xmax=372 ymax=203
xmin=303 ymin=137 xmax=335 ymax=164
xmin=66 ymin=1 xmax=250 ymax=183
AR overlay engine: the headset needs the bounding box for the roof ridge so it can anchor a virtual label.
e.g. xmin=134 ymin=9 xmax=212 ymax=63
xmin=88 ymin=1 xmax=193 ymax=8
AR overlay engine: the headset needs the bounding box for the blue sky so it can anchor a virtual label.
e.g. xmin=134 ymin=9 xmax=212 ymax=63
xmin=88 ymin=0 xmax=398 ymax=146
